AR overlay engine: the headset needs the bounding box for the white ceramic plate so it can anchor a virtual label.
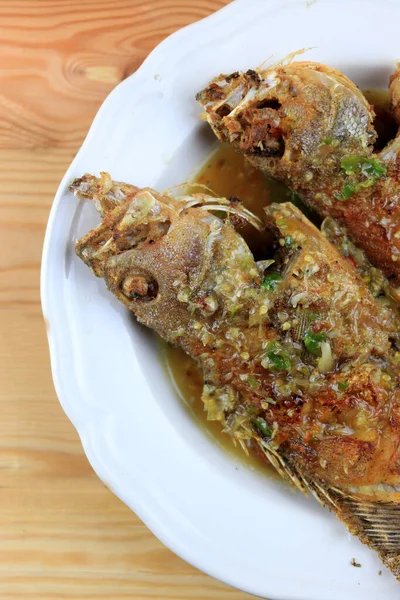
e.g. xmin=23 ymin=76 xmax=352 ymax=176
xmin=41 ymin=0 xmax=400 ymax=598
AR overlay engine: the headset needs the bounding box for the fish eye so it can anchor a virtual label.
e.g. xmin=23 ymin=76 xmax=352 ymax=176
xmin=121 ymin=271 xmax=158 ymax=301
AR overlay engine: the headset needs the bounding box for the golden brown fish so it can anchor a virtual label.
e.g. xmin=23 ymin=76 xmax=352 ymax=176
xmin=197 ymin=59 xmax=400 ymax=291
xmin=71 ymin=173 xmax=400 ymax=578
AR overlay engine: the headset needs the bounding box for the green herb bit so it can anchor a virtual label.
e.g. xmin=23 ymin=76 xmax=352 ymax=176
xmin=262 ymin=341 xmax=291 ymax=371
xmin=304 ymin=330 xmax=326 ymax=355
xmin=261 ymin=273 xmax=282 ymax=290
xmin=341 ymin=156 xmax=386 ymax=178
xmin=342 ymin=182 xmax=357 ymax=199
xmin=334 ymin=182 xmax=357 ymax=200
xmin=252 ymin=417 xmax=272 ymax=438
xmin=285 ymin=235 xmax=293 ymax=246
xmin=337 ymin=156 xmax=386 ymax=199
xmin=247 ymin=404 xmax=257 ymax=416
xmin=247 ymin=376 xmax=257 ymax=389
xmin=338 ymin=380 xmax=349 ymax=391
xmin=323 ymin=137 xmax=333 ymax=145
xmin=268 ymin=351 xmax=291 ymax=371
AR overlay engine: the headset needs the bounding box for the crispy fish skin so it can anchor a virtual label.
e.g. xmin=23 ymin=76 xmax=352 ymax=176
xmin=197 ymin=60 xmax=400 ymax=287
xmin=72 ymin=173 xmax=400 ymax=578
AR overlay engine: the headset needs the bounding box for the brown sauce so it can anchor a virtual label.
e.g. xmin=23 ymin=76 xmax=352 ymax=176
xmin=162 ymin=89 xmax=392 ymax=475
xmin=161 ymin=342 xmax=275 ymax=475
xmin=195 ymin=143 xmax=289 ymax=219
xmin=161 ymin=145 xmax=289 ymax=477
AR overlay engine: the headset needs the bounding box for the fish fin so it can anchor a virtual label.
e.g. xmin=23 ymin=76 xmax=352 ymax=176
xmin=288 ymin=464 xmax=400 ymax=578
xmin=260 ymin=442 xmax=400 ymax=578
xmin=335 ymin=493 xmax=400 ymax=579
xmin=257 ymin=441 xmax=308 ymax=494
xmin=257 ymin=441 xmax=340 ymax=509
xmin=263 ymin=47 xmax=314 ymax=71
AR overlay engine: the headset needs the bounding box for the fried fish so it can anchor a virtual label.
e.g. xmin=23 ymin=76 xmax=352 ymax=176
xmin=197 ymin=58 xmax=400 ymax=293
xmin=71 ymin=173 xmax=400 ymax=578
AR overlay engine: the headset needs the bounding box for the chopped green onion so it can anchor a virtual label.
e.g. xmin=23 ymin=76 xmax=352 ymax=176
xmin=355 ymin=177 xmax=379 ymax=190
xmin=339 ymin=380 xmax=349 ymax=391
xmin=304 ymin=330 xmax=326 ymax=355
xmin=342 ymin=182 xmax=357 ymax=199
xmin=334 ymin=182 xmax=357 ymax=200
xmin=336 ymin=156 xmax=386 ymax=200
xmin=261 ymin=341 xmax=291 ymax=371
xmin=253 ymin=417 xmax=272 ymax=438
xmin=268 ymin=351 xmax=291 ymax=371
xmin=341 ymin=156 xmax=386 ymax=178
xmin=285 ymin=235 xmax=293 ymax=246
xmin=247 ymin=376 xmax=257 ymax=389
xmin=261 ymin=273 xmax=282 ymax=290
xmin=323 ymin=137 xmax=333 ymax=145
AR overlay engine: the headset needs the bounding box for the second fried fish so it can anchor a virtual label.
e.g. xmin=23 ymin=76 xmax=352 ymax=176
xmin=197 ymin=58 xmax=400 ymax=289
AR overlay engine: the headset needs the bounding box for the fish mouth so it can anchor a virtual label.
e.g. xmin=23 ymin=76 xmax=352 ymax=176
xmin=197 ymin=60 xmax=377 ymax=167
xmin=71 ymin=174 xmax=266 ymax=284
xmin=197 ymin=67 xmax=286 ymax=158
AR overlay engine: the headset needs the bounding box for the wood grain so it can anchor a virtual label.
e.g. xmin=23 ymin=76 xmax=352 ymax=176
xmin=0 ymin=1 xmax=255 ymax=598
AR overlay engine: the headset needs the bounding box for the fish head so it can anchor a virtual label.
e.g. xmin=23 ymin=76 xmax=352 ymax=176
xmin=72 ymin=175 xmax=400 ymax=579
xmin=72 ymin=176 xmax=263 ymax=345
xmin=197 ymin=61 xmax=377 ymax=183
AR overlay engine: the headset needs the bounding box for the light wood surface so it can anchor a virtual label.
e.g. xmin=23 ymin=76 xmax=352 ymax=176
xmin=0 ymin=1 xmax=254 ymax=598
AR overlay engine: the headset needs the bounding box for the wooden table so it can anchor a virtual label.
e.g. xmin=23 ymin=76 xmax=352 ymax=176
xmin=0 ymin=1 xmax=254 ymax=598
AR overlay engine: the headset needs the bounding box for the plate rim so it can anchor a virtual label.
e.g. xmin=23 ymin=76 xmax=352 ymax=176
xmin=40 ymin=0 xmax=400 ymax=598
xmin=41 ymin=2 xmax=268 ymax=597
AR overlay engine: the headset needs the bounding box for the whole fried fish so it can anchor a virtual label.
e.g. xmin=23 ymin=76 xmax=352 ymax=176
xmin=197 ymin=59 xmax=400 ymax=292
xmin=71 ymin=172 xmax=400 ymax=578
